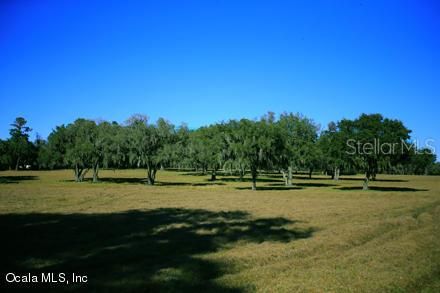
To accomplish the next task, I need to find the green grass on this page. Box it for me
[0,169,439,292]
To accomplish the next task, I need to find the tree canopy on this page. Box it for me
[0,113,437,189]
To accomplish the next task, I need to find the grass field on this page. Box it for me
[1,169,439,292]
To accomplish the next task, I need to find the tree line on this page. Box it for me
[0,113,438,190]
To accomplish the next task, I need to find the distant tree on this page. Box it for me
[126,116,174,185]
[0,139,12,170]
[301,143,323,179]
[86,120,129,182]
[34,134,49,169]
[318,122,348,180]
[45,125,70,169]
[174,124,191,169]
[277,113,319,185]
[64,119,97,182]
[428,162,440,175]
[188,131,210,174]
[156,123,190,170]
[189,124,226,180]
[409,148,436,175]
[222,120,248,180]
[340,114,411,190]
[229,118,282,190]
[102,122,129,169]
[8,117,33,170]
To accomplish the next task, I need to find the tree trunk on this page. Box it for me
[15,157,20,171]
[93,162,99,183]
[287,166,293,186]
[333,167,339,180]
[239,167,245,181]
[281,170,287,186]
[79,168,88,182]
[362,172,370,190]
[211,169,216,181]
[251,169,257,191]
[147,175,154,185]
[147,168,157,185]
[75,169,86,182]
[309,168,313,179]
[363,176,369,190]
[74,164,81,182]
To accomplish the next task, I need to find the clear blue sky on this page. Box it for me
[0,0,439,152]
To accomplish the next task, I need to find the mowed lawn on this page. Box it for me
[0,170,439,292]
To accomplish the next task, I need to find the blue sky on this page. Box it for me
[0,0,439,152]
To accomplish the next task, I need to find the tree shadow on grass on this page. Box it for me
[292,175,330,180]
[0,208,314,292]
[181,172,211,176]
[191,182,226,186]
[97,177,148,184]
[181,172,242,177]
[65,178,226,187]
[294,182,337,188]
[338,177,409,183]
[61,177,149,184]
[0,175,38,184]
[336,186,427,192]
[236,186,303,191]
[156,182,226,187]
[216,177,284,183]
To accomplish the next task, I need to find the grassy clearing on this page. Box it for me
[0,169,439,292]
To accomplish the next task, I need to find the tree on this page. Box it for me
[0,139,12,170]
[89,121,123,183]
[428,162,440,175]
[63,119,97,182]
[301,143,323,179]
[45,125,70,169]
[277,113,319,185]
[8,117,33,170]
[34,134,49,169]
[188,124,226,180]
[155,123,190,171]
[101,122,129,170]
[188,131,210,174]
[409,148,436,175]
[223,120,248,180]
[318,122,348,180]
[228,118,282,190]
[126,116,174,185]
[340,114,411,190]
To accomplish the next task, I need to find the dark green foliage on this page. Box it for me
[126,116,176,185]
[338,114,412,189]
[277,113,320,184]
[64,119,98,182]
[188,124,228,180]
[318,121,353,180]
[1,113,437,183]
[408,148,436,175]
[8,117,33,170]
[226,117,284,190]
[428,162,440,175]
[0,139,12,170]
